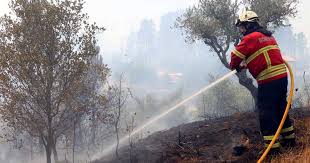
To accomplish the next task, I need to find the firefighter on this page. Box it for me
[230,10,296,154]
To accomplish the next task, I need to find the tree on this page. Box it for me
[69,53,108,162]
[176,0,298,104]
[107,74,130,158]
[0,0,108,163]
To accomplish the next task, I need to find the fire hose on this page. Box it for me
[92,61,294,161]
[257,60,294,163]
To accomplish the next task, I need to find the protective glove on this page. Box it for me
[236,66,242,72]
[236,64,247,73]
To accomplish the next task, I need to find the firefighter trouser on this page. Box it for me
[257,77,295,149]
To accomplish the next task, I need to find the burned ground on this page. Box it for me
[94,108,310,163]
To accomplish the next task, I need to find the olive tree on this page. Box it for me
[176,0,298,103]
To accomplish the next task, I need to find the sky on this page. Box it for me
[82,0,198,53]
[0,0,309,53]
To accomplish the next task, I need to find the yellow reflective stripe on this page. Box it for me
[263,51,272,68]
[284,133,295,139]
[257,64,286,78]
[265,142,281,148]
[233,49,246,59]
[256,64,286,80]
[257,68,287,81]
[264,135,275,141]
[246,45,279,64]
[281,126,294,133]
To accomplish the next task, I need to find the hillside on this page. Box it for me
[271,113,310,163]
[93,108,310,163]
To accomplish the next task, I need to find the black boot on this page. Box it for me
[280,126,296,148]
[282,138,296,148]
[268,148,281,156]
[259,147,281,157]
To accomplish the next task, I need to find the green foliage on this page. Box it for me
[246,0,298,28]
[176,0,298,46]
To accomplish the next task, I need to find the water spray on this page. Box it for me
[91,70,237,161]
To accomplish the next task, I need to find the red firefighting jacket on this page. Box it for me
[230,31,287,84]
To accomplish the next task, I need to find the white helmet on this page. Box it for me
[235,10,259,27]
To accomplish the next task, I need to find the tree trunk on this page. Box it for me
[46,108,53,163]
[30,139,33,161]
[115,77,122,158]
[39,137,45,156]
[45,137,52,163]
[236,70,258,107]
[45,76,53,163]
[46,146,52,163]
[73,120,76,163]
[204,42,258,108]
[52,140,59,163]
[91,111,96,146]
[115,123,119,158]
